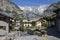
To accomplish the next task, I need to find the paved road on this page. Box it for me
[47,36,60,40]
[0,36,7,40]
[20,31,30,37]
[14,35,42,40]
[14,35,60,40]
[14,27,60,40]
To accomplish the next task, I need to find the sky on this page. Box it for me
[10,0,60,6]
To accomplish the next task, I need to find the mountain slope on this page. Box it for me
[44,1,60,16]
[0,0,23,20]
[19,5,48,20]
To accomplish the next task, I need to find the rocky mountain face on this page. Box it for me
[48,1,60,11]
[20,1,60,20]
[44,1,60,16]
[20,5,48,20]
[0,0,22,18]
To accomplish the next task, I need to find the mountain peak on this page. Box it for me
[19,5,49,20]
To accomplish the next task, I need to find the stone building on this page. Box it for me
[23,18,42,28]
[0,12,15,35]
[0,0,22,35]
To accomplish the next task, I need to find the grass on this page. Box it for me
[28,26,47,30]
[10,29,16,32]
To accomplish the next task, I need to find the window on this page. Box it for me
[0,26,6,30]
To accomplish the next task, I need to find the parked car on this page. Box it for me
[27,29,34,35]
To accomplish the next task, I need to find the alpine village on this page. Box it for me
[0,0,60,40]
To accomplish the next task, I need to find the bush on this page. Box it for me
[19,25,24,31]
[10,28,16,32]
[42,21,48,28]
[40,26,46,29]
[28,26,41,30]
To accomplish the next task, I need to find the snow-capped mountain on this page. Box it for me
[38,5,48,14]
[19,5,49,20]
[20,5,48,13]
[20,7,33,11]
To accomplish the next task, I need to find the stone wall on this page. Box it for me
[0,21,9,35]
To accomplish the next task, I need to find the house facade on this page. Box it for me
[23,20,32,28]
[23,19,42,28]
[35,20,41,27]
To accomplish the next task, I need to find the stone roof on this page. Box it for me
[23,18,42,22]
[0,11,13,18]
